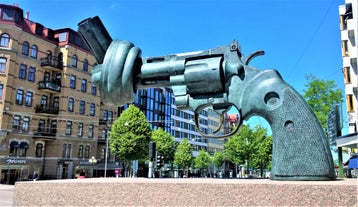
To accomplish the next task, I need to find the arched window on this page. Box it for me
[0,33,10,47]
[36,143,43,157]
[22,41,29,55]
[83,59,88,71]
[30,45,38,59]
[71,55,77,68]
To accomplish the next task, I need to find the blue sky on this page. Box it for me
[3,0,348,133]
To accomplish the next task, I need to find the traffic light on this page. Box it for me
[149,142,156,159]
[156,155,164,169]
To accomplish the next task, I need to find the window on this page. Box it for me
[100,147,105,159]
[22,41,29,55]
[77,122,83,137]
[72,55,77,67]
[40,95,48,108]
[79,100,85,114]
[0,58,6,73]
[68,97,74,112]
[50,120,57,135]
[12,115,20,130]
[70,75,76,89]
[66,121,72,135]
[19,142,29,157]
[341,40,349,56]
[38,119,45,133]
[9,141,19,156]
[35,143,43,157]
[84,146,90,158]
[343,67,351,84]
[103,110,108,121]
[347,94,354,112]
[25,91,33,107]
[22,117,30,131]
[0,33,10,47]
[81,79,87,92]
[62,143,71,158]
[102,129,107,139]
[90,103,95,116]
[88,124,94,138]
[30,45,38,59]
[19,64,27,79]
[16,89,24,105]
[0,84,3,100]
[83,59,88,71]
[91,84,97,95]
[28,67,35,82]
[78,145,84,158]
[54,97,59,111]
[109,111,113,123]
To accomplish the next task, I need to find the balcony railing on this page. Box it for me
[35,104,59,115]
[38,81,61,93]
[40,56,63,70]
[33,129,57,140]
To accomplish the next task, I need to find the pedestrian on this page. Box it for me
[32,171,38,181]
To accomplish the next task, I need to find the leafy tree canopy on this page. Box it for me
[194,149,212,170]
[303,74,343,131]
[173,138,193,170]
[212,151,225,171]
[110,104,151,162]
[151,127,177,163]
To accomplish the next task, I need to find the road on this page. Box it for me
[0,184,14,206]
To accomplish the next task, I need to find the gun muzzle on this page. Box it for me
[78,16,112,63]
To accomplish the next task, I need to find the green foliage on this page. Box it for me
[194,149,212,170]
[224,125,272,175]
[251,126,272,176]
[151,128,177,163]
[224,125,254,165]
[212,151,225,171]
[110,105,151,162]
[173,138,193,172]
[303,74,343,131]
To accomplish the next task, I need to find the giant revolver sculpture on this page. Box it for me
[78,16,335,181]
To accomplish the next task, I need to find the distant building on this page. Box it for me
[337,0,357,153]
[0,4,118,184]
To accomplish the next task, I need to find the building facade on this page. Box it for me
[339,0,358,134]
[0,4,118,184]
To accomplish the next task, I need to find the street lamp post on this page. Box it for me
[89,156,97,177]
[104,127,110,178]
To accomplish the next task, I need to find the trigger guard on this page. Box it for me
[194,105,243,138]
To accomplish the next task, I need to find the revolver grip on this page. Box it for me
[238,70,336,180]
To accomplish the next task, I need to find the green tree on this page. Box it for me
[151,128,177,164]
[224,125,257,176]
[303,74,343,132]
[212,151,225,174]
[110,105,151,163]
[251,126,272,177]
[194,149,212,177]
[173,138,193,177]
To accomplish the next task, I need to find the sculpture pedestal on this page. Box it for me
[14,178,357,206]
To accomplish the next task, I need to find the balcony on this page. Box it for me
[40,56,63,71]
[33,129,57,140]
[38,81,61,93]
[35,105,59,115]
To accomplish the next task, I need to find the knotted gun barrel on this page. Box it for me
[78,16,336,181]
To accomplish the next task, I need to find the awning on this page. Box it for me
[20,142,29,149]
[10,141,19,148]
[348,155,358,169]
[335,132,358,148]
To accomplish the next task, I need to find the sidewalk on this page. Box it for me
[0,184,14,206]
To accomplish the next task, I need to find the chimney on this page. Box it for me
[25,11,30,19]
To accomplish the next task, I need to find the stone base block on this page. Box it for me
[14,178,357,206]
